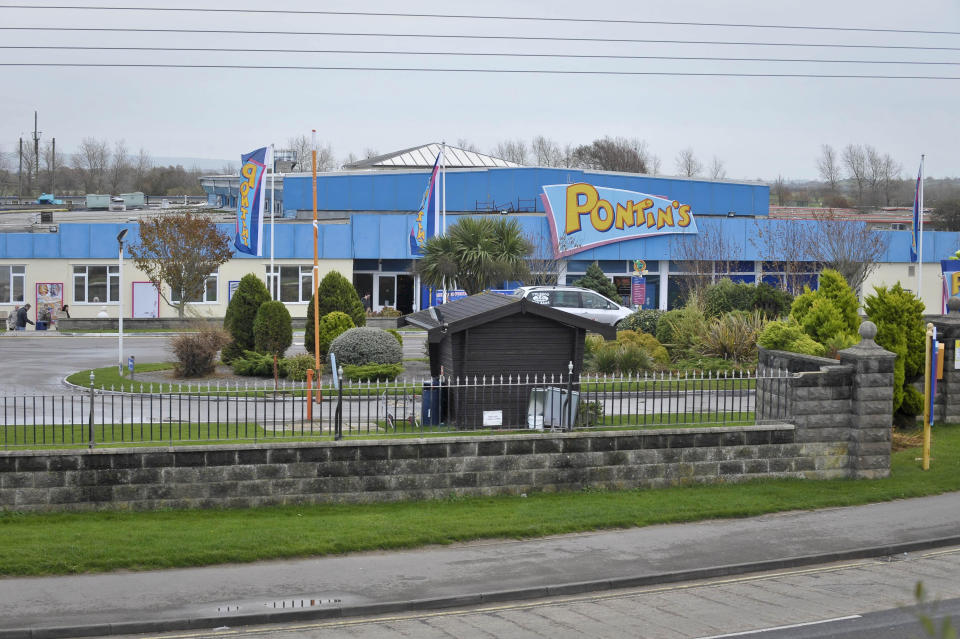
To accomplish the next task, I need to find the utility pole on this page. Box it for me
[17,137,23,200]
[32,111,41,197]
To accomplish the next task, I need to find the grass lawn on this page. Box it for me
[0,424,958,577]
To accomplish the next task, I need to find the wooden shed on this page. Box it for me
[400,294,616,428]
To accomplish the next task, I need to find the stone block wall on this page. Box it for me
[758,321,896,480]
[928,315,960,424]
[0,426,848,512]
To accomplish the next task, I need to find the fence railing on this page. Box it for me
[0,369,794,449]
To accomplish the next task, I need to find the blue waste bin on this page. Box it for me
[36,321,48,331]
[421,379,445,426]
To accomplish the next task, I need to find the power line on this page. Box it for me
[1,27,959,51]
[2,44,957,66]
[1,4,958,36]
[1,62,957,79]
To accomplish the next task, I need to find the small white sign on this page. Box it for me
[482,410,503,426]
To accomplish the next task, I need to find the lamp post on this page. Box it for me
[116,228,128,376]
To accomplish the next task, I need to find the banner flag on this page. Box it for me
[236,146,269,256]
[410,153,441,256]
[910,162,922,263]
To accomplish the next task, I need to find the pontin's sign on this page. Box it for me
[540,183,698,257]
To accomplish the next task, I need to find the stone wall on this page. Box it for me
[0,426,847,512]
[928,315,960,424]
[758,321,896,480]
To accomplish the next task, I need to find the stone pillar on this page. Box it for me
[928,303,960,424]
[837,321,897,479]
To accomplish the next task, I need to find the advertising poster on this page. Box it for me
[35,282,63,325]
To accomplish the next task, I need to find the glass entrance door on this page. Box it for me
[377,275,396,310]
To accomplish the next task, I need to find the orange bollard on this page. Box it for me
[306,369,314,420]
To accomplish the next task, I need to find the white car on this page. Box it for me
[512,286,633,326]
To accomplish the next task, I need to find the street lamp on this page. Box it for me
[116,228,128,376]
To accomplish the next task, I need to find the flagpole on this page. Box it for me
[312,130,321,404]
[441,140,447,303]
[270,143,276,300]
[918,154,925,302]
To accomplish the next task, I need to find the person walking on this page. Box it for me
[15,303,34,331]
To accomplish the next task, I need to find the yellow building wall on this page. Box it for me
[0,258,353,319]
[861,262,941,313]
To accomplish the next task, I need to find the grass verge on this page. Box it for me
[0,424,958,576]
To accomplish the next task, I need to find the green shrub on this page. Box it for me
[231,350,277,377]
[672,356,744,374]
[619,309,663,335]
[305,271,366,354]
[576,400,604,427]
[615,343,654,374]
[655,309,684,347]
[584,333,606,356]
[222,273,271,363]
[822,332,860,359]
[703,278,755,317]
[864,282,926,416]
[169,325,231,378]
[281,354,316,382]
[616,329,669,365]
[342,363,404,382]
[757,320,826,357]
[573,261,620,302]
[386,328,403,345]
[315,311,355,358]
[330,327,403,367]
[253,301,293,384]
[592,344,619,374]
[799,297,848,345]
[752,283,793,319]
[816,269,860,335]
[657,305,707,361]
[701,310,766,364]
[370,306,403,318]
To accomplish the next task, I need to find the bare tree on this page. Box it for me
[572,137,649,173]
[132,148,153,192]
[524,231,579,285]
[842,144,868,206]
[494,139,529,165]
[73,138,110,193]
[648,154,662,175]
[750,219,815,292]
[109,139,130,194]
[286,135,335,171]
[530,135,564,167]
[39,140,63,194]
[675,147,702,177]
[866,148,902,206]
[804,210,889,292]
[817,144,841,193]
[709,156,726,180]
[670,219,743,300]
[455,138,479,152]
[363,147,379,160]
[772,175,790,206]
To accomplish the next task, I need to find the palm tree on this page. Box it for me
[416,217,532,295]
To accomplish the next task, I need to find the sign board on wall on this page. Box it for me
[942,260,960,313]
[35,283,63,323]
[541,183,698,257]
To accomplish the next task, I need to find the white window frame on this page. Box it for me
[73,265,119,304]
[170,272,219,304]
[266,265,314,303]
[0,265,25,304]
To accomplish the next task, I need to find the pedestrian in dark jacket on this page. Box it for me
[15,303,34,330]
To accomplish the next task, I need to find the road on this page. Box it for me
[100,546,960,639]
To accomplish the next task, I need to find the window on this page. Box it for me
[581,291,617,310]
[171,273,219,303]
[549,291,581,308]
[266,266,313,303]
[0,265,25,304]
[73,265,119,303]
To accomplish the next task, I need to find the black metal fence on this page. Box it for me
[0,369,793,449]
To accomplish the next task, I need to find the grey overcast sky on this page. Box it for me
[1,0,958,180]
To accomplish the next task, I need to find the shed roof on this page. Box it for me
[343,143,520,170]
[400,293,617,342]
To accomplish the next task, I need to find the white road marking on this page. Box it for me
[694,615,863,638]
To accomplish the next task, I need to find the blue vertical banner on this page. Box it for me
[235,147,269,256]
[910,162,922,263]
[410,153,441,256]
